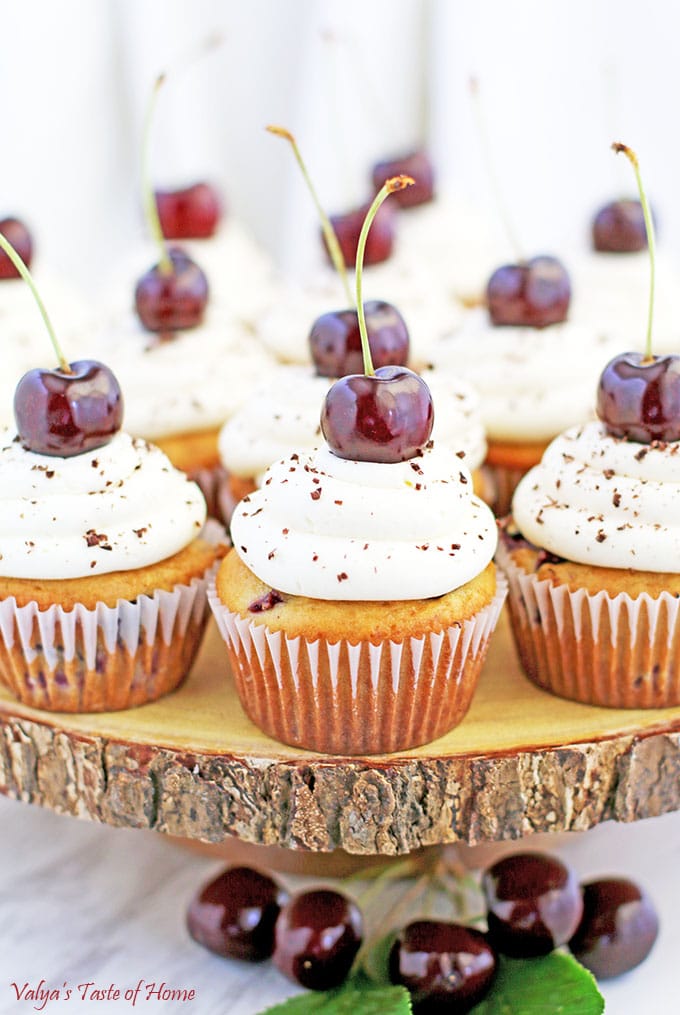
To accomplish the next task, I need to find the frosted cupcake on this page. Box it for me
[569,198,680,354]
[210,174,505,755]
[430,265,620,515]
[0,232,226,713]
[498,143,680,708]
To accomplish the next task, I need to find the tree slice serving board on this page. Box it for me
[1,610,680,856]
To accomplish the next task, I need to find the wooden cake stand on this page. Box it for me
[1,610,680,856]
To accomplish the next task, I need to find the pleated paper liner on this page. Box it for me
[497,537,680,708]
[481,463,530,518]
[0,520,227,713]
[209,576,507,755]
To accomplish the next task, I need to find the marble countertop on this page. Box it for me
[1,795,678,1014]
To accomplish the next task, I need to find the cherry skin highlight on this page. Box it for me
[0,217,33,279]
[482,852,583,958]
[372,151,434,207]
[135,247,209,333]
[186,865,287,962]
[597,352,680,444]
[310,300,409,378]
[272,889,363,991]
[14,360,123,457]
[321,366,434,463]
[325,202,396,268]
[569,877,659,980]
[155,182,222,239]
[592,199,647,253]
[486,255,571,328]
[389,920,497,1013]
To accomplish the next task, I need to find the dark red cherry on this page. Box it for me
[0,217,33,279]
[310,300,409,378]
[597,352,680,443]
[486,255,571,328]
[592,200,647,253]
[389,921,497,1014]
[14,359,123,457]
[155,182,222,240]
[482,852,583,958]
[569,877,659,980]
[325,202,395,268]
[273,889,363,991]
[321,366,434,463]
[134,247,209,333]
[372,151,434,208]
[186,865,287,962]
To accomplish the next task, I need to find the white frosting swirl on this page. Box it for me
[0,429,206,579]
[512,420,680,572]
[218,366,328,480]
[420,369,486,470]
[430,308,620,442]
[92,311,277,441]
[230,444,497,600]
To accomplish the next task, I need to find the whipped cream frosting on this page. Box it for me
[0,429,206,579]
[230,443,497,600]
[512,420,680,572]
[91,310,277,440]
[430,308,620,442]
[218,366,328,480]
[420,369,486,470]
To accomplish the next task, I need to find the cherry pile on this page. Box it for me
[186,851,658,1008]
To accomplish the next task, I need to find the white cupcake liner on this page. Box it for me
[481,463,531,518]
[497,536,680,708]
[208,575,507,755]
[0,519,227,713]
[188,464,231,524]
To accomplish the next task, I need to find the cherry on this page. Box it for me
[0,217,32,278]
[134,247,209,333]
[155,182,222,239]
[486,255,571,328]
[592,199,647,253]
[310,300,409,378]
[372,150,434,208]
[272,889,363,991]
[326,201,396,268]
[389,921,497,1014]
[14,360,123,457]
[569,878,659,980]
[186,865,287,962]
[322,365,433,463]
[597,352,680,443]
[482,852,584,958]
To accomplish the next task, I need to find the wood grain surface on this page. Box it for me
[1,610,680,854]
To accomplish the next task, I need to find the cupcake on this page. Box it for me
[430,278,620,515]
[498,415,680,708]
[569,198,680,354]
[0,423,225,713]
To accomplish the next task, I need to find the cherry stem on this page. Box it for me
[142,73,173,276]
[469,77,523,262]
[612,142,655,361]
[356,175,414,375]
[266,125,353,307]
[0,230,70,373]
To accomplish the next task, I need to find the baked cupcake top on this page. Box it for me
[0,429,206,579]
[431,308,620,442]
[511,420,680,571]
[230,442,497,600]
[92,311,276,441]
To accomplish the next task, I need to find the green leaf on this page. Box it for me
[359,930,398,985]
[259,982,411,1015]
[470,952,605,1015]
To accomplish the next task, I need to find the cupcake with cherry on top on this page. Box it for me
[0,229,225,713]
[498,143,680,708]
[209,179,505,755]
